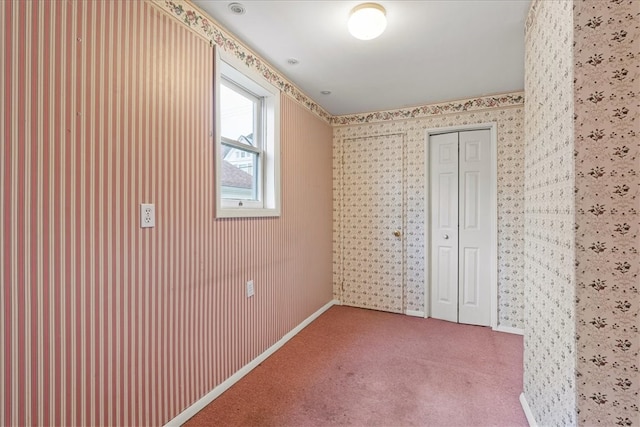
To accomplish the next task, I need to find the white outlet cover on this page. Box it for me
[140,203,155,228]
[246,280,255,297]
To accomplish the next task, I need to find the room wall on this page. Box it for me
[332,98,525,329]
[573,0,639,424]
[522,0,577,425]
[0,1,333,425]
[524,1,640,425]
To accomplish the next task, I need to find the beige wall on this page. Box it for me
[523,0,577,424]
[0,1,333,425]
[523,0,639,425]
[573,1,639,424]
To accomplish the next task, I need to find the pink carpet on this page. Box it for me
[186,305,526,426]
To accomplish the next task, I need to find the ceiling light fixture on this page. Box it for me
[348,3,387,41]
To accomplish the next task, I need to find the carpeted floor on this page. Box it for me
[185,305,526,427]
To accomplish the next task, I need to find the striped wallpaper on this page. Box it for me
[0,1,334,425]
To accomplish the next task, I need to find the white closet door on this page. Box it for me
[341,134,404,313]
[429,129,492,326]
[458,129,491,325]
[430,132,459,323]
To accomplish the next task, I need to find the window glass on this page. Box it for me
[220,145,258,201]
[220,82,256,146]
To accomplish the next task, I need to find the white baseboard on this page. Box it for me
[165,299,340,426]
[494,325,524,335]
[405,310,425,318]
[519,392,537,427]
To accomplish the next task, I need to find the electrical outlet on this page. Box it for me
[140,203,155,228]
[246,280,255,298]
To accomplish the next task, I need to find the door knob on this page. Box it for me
[393,230,402,237]
[443,234,449,239]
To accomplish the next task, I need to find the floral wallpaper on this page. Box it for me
[523,0,577,426]
[574,0,639,425]
[333,103,525,329]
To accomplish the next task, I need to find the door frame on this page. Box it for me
[423,123,498,329]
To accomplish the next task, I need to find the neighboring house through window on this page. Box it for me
[215,47,281,218]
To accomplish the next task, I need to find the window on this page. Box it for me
[215,48,281,218]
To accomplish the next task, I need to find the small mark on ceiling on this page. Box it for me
[228,2,245,15]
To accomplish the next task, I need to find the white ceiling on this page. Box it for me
[192,0,531,116]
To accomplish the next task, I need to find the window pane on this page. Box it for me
[221,145,258,200]
[220,83,255,145]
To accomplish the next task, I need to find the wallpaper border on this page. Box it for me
[525,0,542,36]
[332,92,525,125]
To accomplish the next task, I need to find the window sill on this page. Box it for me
[216,207,281,219]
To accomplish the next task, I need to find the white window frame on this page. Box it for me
[214,46,281,218]
[220,78,263,206]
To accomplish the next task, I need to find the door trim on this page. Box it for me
[423,123,498,329]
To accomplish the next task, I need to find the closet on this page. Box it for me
[429,129,493,326]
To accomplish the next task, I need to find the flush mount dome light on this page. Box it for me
[348,3,387,40]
